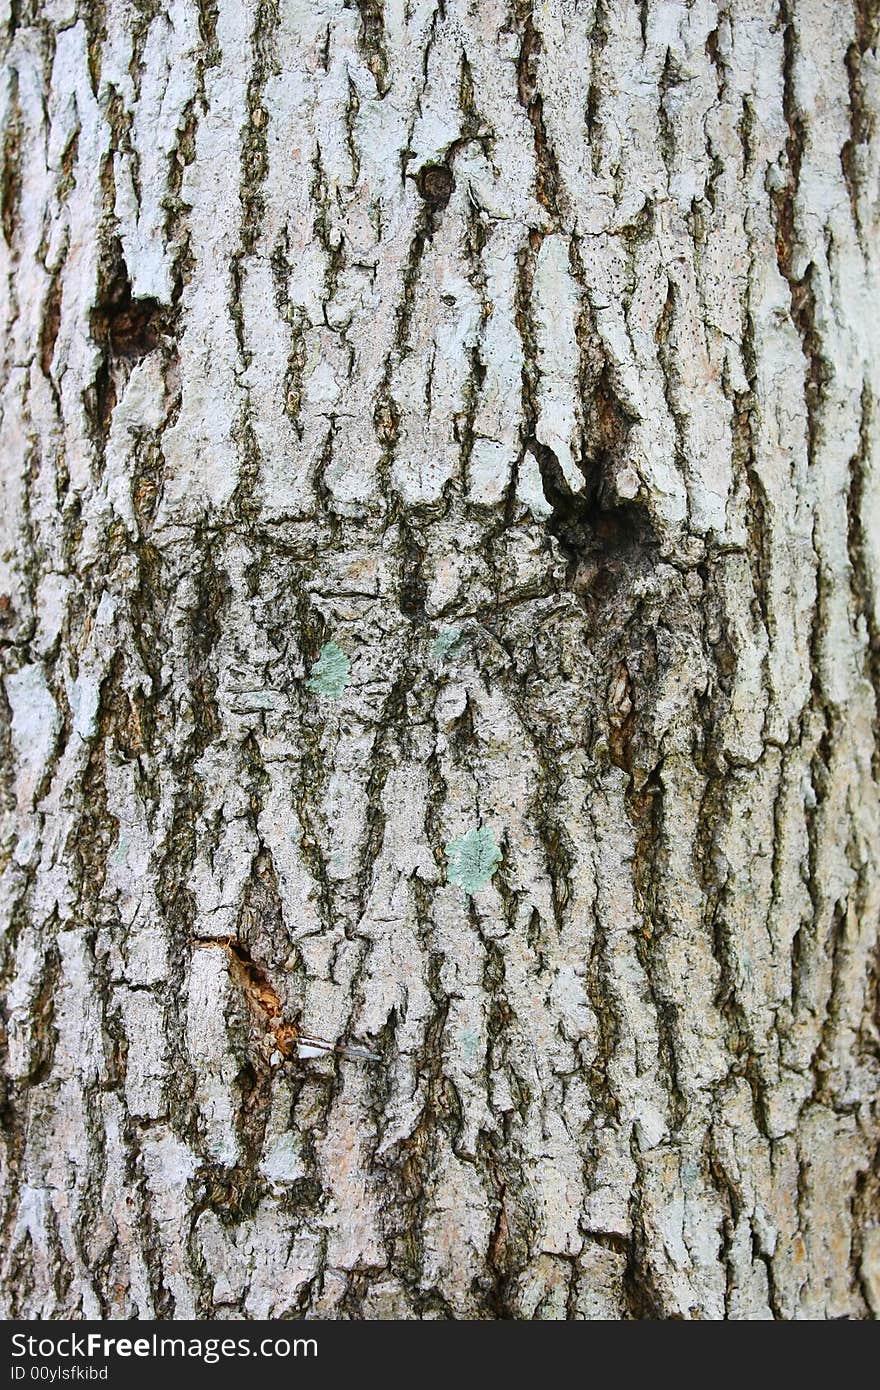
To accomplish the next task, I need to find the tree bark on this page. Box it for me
[1,0,879,1320]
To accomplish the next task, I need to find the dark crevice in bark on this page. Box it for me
[70,697,117,912]
[623,1176,665,1318]
[734,287,773,642]
[842,1,880,246]
[375,993,451,1300]
[511,226,542,527]
[89,241,169,447]
[224,4,281,521]
[25,941,60,1088]
[196,1157,265,1231]
[352,0,391,98]
[515,1,562,220]
[83,0,108,96]
[151,545,231,1204]
[39,270,63,380]
[772,1,831,464]
[654,277,694,531]
[195,0,221,68]
[842,47,869,246]
[584,0,610,177]
[164,102,198,306]
[530,435,657,616]
[851,1138,880,1315]
[846,384,880,775]
[236,1,279,263]
[1,76,22,251]
[398,525,428,620]
[227,409,262,525]
[707,1143,741,1319]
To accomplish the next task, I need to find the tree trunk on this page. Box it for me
[1,0,879,1320]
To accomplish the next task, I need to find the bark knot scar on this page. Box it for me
[90,242,167,361]
[91,289,163,361]
[528,435,656,612]
[417,162,454,207]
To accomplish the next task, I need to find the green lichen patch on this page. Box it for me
[445,824,502,896]
[430,626,466,663]
[306,642,350,698]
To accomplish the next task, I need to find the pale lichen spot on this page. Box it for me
[306,641,350,698]
[458,1028,481,1065]
[445,824,502,896]
[430,626,466,663]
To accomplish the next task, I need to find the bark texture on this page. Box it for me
[1,0,880,1320]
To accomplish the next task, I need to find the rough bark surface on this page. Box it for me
[1,0,879,1320]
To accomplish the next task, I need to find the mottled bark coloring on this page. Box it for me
[1,0,879,1320]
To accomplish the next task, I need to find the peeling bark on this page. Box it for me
[1,0,879,1320]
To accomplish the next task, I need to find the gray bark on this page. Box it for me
[1,0,879,1319]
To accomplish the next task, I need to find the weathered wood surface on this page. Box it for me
[1,0,879,1318]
